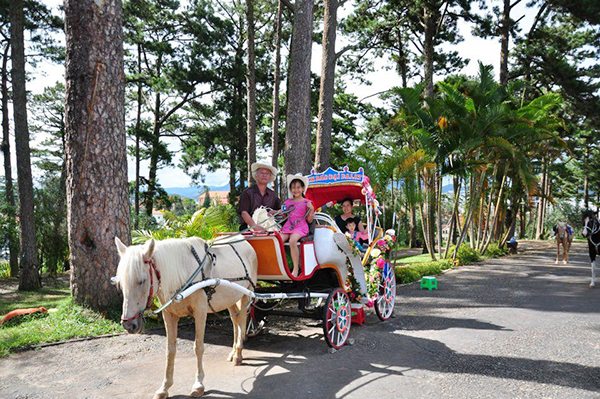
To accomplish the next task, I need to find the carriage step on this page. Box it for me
[351,303,365,325]
[420,276,438,291]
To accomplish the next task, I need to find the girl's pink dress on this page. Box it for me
[280,198,311,236]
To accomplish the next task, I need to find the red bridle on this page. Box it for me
[121,258,161,323]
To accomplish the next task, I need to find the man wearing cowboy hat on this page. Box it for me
[238,162,281,231]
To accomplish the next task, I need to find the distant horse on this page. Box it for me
[113,236,257,399]
[582,212,600,287]
[553,222,574,264]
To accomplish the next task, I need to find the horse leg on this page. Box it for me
[227,296,250,365]
[591,260,597,288]
[555,241,559,264]
[190,308,208,397]
[154,312,179,399]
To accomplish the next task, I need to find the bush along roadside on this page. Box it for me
[394,241,509,285]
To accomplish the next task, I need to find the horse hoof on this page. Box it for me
[590,282,596,288]
[563,261,567,265]
[152,392,168,399]
[234,357,243,366]
[554,261,558,265]
[190,384,205,397]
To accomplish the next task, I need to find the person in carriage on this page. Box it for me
[238,162,281,232]
[279,173,315,277]
[334,198,366,234]
[345,219,368,252]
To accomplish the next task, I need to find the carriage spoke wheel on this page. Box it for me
[375,263,396,321]
[246,305,265,338]
[322,288,352,349]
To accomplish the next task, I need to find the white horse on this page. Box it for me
[114,236,257,399]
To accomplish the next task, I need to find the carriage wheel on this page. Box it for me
[246,305,265,338]
[322,288,352,349]
[375,262,396,321]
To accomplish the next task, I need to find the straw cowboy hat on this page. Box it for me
[251,162,278,183]
[286,173,309,197]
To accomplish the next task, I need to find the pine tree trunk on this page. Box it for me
[271,0,283,192]
[284,0,314,176]
[499,0,511,85]
[10,0,41,290]
[134,43,142,229]
[422,5,435,98]
[65,0,130,310]
[246,0,257,186]
[145,83,161,217]
[1,41,19,277]
[315,0,337,172]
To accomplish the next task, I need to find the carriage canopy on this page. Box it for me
[305,166,376,210]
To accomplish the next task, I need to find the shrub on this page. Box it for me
[394,259,453,284]
[0,261,9,279]
[484,243,508,258]
[449,243,481,266]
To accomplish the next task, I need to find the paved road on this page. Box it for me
[1,241,599,398]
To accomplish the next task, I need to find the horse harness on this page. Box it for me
[121,256,162,323]
[191,241,256,314]
[584,217,600,255]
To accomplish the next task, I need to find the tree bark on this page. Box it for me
[499,0,511,85]
[284,0,314,176]
[315,0,338,172]
[422,4,436,98]
[271,0,283,193]
[10,0,41,290]
[65,0,130,310]
[1,40,19,277]
[134,43,142,229]
[246,0,257,186]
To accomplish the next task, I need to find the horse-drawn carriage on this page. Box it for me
[242,166,396,349]
[113,167,397,398]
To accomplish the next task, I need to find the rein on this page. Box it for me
[121,257,161,322]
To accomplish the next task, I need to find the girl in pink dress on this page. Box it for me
[280,174,314,277]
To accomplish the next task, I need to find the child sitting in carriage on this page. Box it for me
[280,174,314,277]
[346,220,368,252]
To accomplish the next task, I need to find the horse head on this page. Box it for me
[555,222,568,239]
[113,237,158,334]
[582,211,599,238]
[251,206,279,231]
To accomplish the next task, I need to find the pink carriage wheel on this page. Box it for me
[375,263,396,321]
[322,288,352,349]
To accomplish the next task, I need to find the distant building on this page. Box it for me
[152,209,166,225]
[198,191,229,206]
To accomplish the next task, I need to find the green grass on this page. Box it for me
[394,259,454,284]
[395,253,435,264]
[0,277,123,358]
[0,279,71,315]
